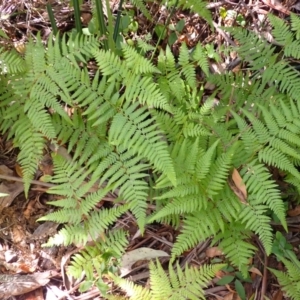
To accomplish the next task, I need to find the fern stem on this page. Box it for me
[0,174,55,188]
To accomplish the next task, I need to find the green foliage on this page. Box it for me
[110,260,224,300]
[68,229,128,295]
[269,255,300,300]
[269,232,300,300]
[3,8,300,298]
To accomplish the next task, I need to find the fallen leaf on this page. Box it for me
[287,205,300,217]
[0,271,55,297]
[120,248,169,277]
[228,168,247,204]
[0,181,24,209]
[249,266,262,277]
[206,247,223,257]
[223,292,235,300]
[272,290,283,300]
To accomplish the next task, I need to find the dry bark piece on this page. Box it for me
[0,271,56,297]
[30,221,59,241]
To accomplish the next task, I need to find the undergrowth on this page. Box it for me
[1,0,300,298]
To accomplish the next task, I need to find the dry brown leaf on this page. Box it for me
[287,205,300,217]
[223,292,235,300]
[0,165,13,177]
[15,163,24,178]
[249,266,262,277]
[206,246,223,258]
[228,168,248,204]
[272,290,283,300]
[0,181,24,209]
[120,248,169,277]
[22,288,44,300]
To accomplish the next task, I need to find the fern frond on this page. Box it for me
[0,48,26,73]
[241,162,286,227]
[123,44,160,74]
[290,12,300,39]
[42,205,129,246]
[112,260,224,300]
[110,275,152,300]
[68,229,128,280]
[109,101,176,186]
[239,204,273,254]
[213,222,256,276]
[178,42,196,89]
[268,14,294,45]
[179,0,212,25]
[201,143,236,197]
[13,117,45,192]
[151,260,223,300]
[269,256,300,300]
[171,203,225,258]
[192,43,209,76]
[130,0,151,20]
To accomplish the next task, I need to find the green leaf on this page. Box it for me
[235,279,246,300]
[176,19,185,32]
[79,280,93,292]
[168,32,178,46]
[155,24,166,39]
[216,275,235,285]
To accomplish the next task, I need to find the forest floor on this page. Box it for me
[0,0,299,299]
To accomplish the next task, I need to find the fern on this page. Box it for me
[3,9,300,297]
[164,0,212,26]
[269,256,300,300]
[68,229,129,293]
[111,260,224,300]
[213,222,256,276]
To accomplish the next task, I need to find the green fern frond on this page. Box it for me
[42,205,129,246]
[178,42,196,89]
[213,222,256,276]
[179,0,212,26]
[13,117,46,193]
[112,260,224,300]
[123,44,160,74]
[152,260,222,300]
[239,204,273,254]
[268,14,294,45]
[201,143,237,197]
[269,256,300,300]
[110,275,152,300]
[227,27,277,70]
[109,101,176,186]
[290,13,300,39]
[192,43,209,76]
[196,140,219,180]
[130,0,151,20]
[171,203,225,258]
[68,229,128,280]
[241,162,286,226]
[258,146,300,180]
[0,48,26,73]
